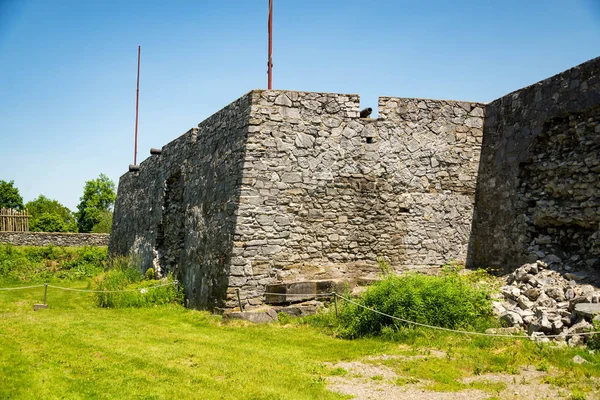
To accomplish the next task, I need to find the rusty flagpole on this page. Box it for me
[134,45,141,165]
[268,0,273,89]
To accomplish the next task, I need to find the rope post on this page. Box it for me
[236,288,243,312]
[333,292,338,318]
[34,284,49,311]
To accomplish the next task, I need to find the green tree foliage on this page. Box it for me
[91,209,113,233]
[76,174,116,233]
[30,213,67,232]
[26,195,77,232]
[0,180,24,210]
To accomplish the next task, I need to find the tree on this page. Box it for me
[0,180,24,210]
[76,174,116,233]
[30,213,68,232]
[26,195,77,232]
[91,210,113,233]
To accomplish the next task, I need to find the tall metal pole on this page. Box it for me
[268,0,273,89]
[134,45,141,165]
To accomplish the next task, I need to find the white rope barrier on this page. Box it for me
[48,281,179,293]
[0,284,45,291]
[0,281,179,294]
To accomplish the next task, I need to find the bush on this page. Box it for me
[335,270,494,339]
[26,195,78,232]
[30,212,68,232]
[0,245,106,283]
[91,256,183,308]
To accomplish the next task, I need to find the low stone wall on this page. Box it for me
[0,232,109,247]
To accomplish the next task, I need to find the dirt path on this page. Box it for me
[326,356,595,400]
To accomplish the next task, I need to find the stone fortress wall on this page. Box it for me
[110,94,252,310]
[468,56,600,273]
[110,90,484,310]
[231,91,483,308]
[110,56,599,311]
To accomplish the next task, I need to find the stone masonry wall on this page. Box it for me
[468,56,600,273]
[110,93,252,310]
[227,90,483,308]
[110,89,483,311]
[0,232,109,247]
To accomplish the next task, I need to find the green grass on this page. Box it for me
[0,281,392,399]
[2,252,600,399]
[2,282,600,399]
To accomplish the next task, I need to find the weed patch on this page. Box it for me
[0,244,106,283]
[333,270,495,338]
[91,256,183,308]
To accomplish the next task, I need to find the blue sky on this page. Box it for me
[1,0,599,211]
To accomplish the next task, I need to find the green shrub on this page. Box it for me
[91,256,183,308]
[0,245,106,283]
[586,322,600,351]
[30,212,69,232]
[145,267,155,281]
[335,270,494,339]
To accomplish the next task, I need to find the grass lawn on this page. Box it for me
[0,281,391,399]
[2,278,600,399]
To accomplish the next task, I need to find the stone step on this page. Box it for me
[357,277,379,286]
[223,301,322,323]
[264,279,352,304]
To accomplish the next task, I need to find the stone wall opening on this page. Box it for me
[156,170,185,280]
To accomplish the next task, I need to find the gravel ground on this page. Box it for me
[326,357,596,400]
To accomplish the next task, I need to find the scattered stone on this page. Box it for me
[572,355,588,364]
[517,295,534,310]
[497,260,600,344]
[500,311,523,327]
[545,287,565,302]
[492,301,506,315]
[569,318,593,334]
[565,271,587,281]
[523,288,540,301]
[535,293,555,308]
[485,327,524,335]
[568,335,584,347]
[574,303,600,319]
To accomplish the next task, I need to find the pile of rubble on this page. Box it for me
[495,260,600,345]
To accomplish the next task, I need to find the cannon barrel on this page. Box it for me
[359,107,373,118]
[150,148,162,155]
[128,164,140,172]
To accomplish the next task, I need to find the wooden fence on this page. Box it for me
[0,208,30,232]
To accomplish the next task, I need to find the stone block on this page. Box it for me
[223,309,278,324]
[574,303,600,319]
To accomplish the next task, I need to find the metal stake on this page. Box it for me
[334,292,338,318]
[236,288,243,311]
[34,284,49,310]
